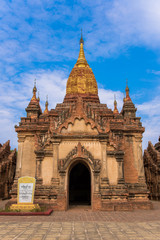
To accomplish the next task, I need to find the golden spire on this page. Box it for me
[76,29,88,67]
[44,95,49,114]
[31,79,37,100]
[65,31,98,96]
[113,95,119,114]
[125,79,131,101]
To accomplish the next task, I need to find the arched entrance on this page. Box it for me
[69,162,91,206]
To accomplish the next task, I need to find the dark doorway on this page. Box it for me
[69,162,91,205]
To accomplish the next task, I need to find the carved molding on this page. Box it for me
[35,132,52,151]
[58,142,101,173]
[107,150,124,162]
[58,116,101,134]
[55,97,104,134]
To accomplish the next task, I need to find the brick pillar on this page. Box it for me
[16,135,25,177]
[124,135,138,183]
[135,136,146,184]
[115,150,125,184]
[57,171,67,210]
[35,150,44,183]
[100,138,109,185]
[51,140,61,188]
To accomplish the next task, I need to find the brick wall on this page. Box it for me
[0,141,17,199]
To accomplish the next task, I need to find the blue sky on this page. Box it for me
[0,0,160,150]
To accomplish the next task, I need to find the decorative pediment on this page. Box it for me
[55,96,104,134]
[60,118,98,134]
[58,142,101,173]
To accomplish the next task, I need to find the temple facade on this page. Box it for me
[11,35,152,210]
[144,137,160,200]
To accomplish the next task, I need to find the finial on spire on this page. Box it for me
[125,79,129,92]
[44,95,49,114]
[113,94,119,114]
[32,79,37,100]
[80,29,84,44]
[76,29,88,67]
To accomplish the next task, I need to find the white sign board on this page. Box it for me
[17,176,36,204]
[19,183,34,203]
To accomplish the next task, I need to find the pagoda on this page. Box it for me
[10,34,152,210]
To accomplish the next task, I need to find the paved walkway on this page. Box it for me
[0,201,160,239]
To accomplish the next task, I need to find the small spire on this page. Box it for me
[31,79,37,100]
[76,30,88,67]
[113,94,119,114]
[44,95,49,114]
[125,79,131,101]
[125,79,129,92]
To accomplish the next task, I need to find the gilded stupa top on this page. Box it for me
[66,32,98,96]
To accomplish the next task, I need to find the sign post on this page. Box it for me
[10,176,40,211]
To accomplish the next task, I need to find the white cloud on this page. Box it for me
[0,0,160,151]
[106,0,160,48]
[0,69,68,148]
[137,96,160,149]
[137,96,160,117]
[99,88,123,111]
[149,70,160,75]
[84,0,160,58]
[141,116,160,150]
[1,0,160,69]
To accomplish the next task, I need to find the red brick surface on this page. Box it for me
[124,138,138,183]
[0,200,159,223]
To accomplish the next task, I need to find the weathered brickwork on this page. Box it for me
[144,138,160,200]
[9,36,152,211]
[0,141,16,199]
[123,136,138,183]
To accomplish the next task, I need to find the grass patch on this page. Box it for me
[30,206,47,212]
[0,206,21,212]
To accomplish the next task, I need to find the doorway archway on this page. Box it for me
[69,162,91,206]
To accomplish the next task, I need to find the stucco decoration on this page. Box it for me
[57,96,103,134]
[35,132,52,151]
[58,142,101,173]
[61,118,98,134]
